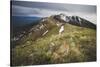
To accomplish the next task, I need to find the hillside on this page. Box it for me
[11,14,96,66]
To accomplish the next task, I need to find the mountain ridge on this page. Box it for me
[11,14,96,48]
[11,14,96,66]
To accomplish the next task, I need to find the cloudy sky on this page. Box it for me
[11,1,97,24]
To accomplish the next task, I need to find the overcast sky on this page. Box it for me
[11,1,97,24]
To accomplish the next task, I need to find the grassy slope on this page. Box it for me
[11,23,96,66]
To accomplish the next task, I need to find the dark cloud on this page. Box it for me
[11,1,96,13]
[11,0,97,24]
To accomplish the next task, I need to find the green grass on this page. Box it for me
[11,23,96,66]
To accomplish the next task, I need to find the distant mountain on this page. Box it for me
[12,16,41,27]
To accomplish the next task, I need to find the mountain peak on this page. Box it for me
[52,14,96,29]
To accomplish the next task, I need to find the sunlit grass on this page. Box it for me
[11,23,96,66]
